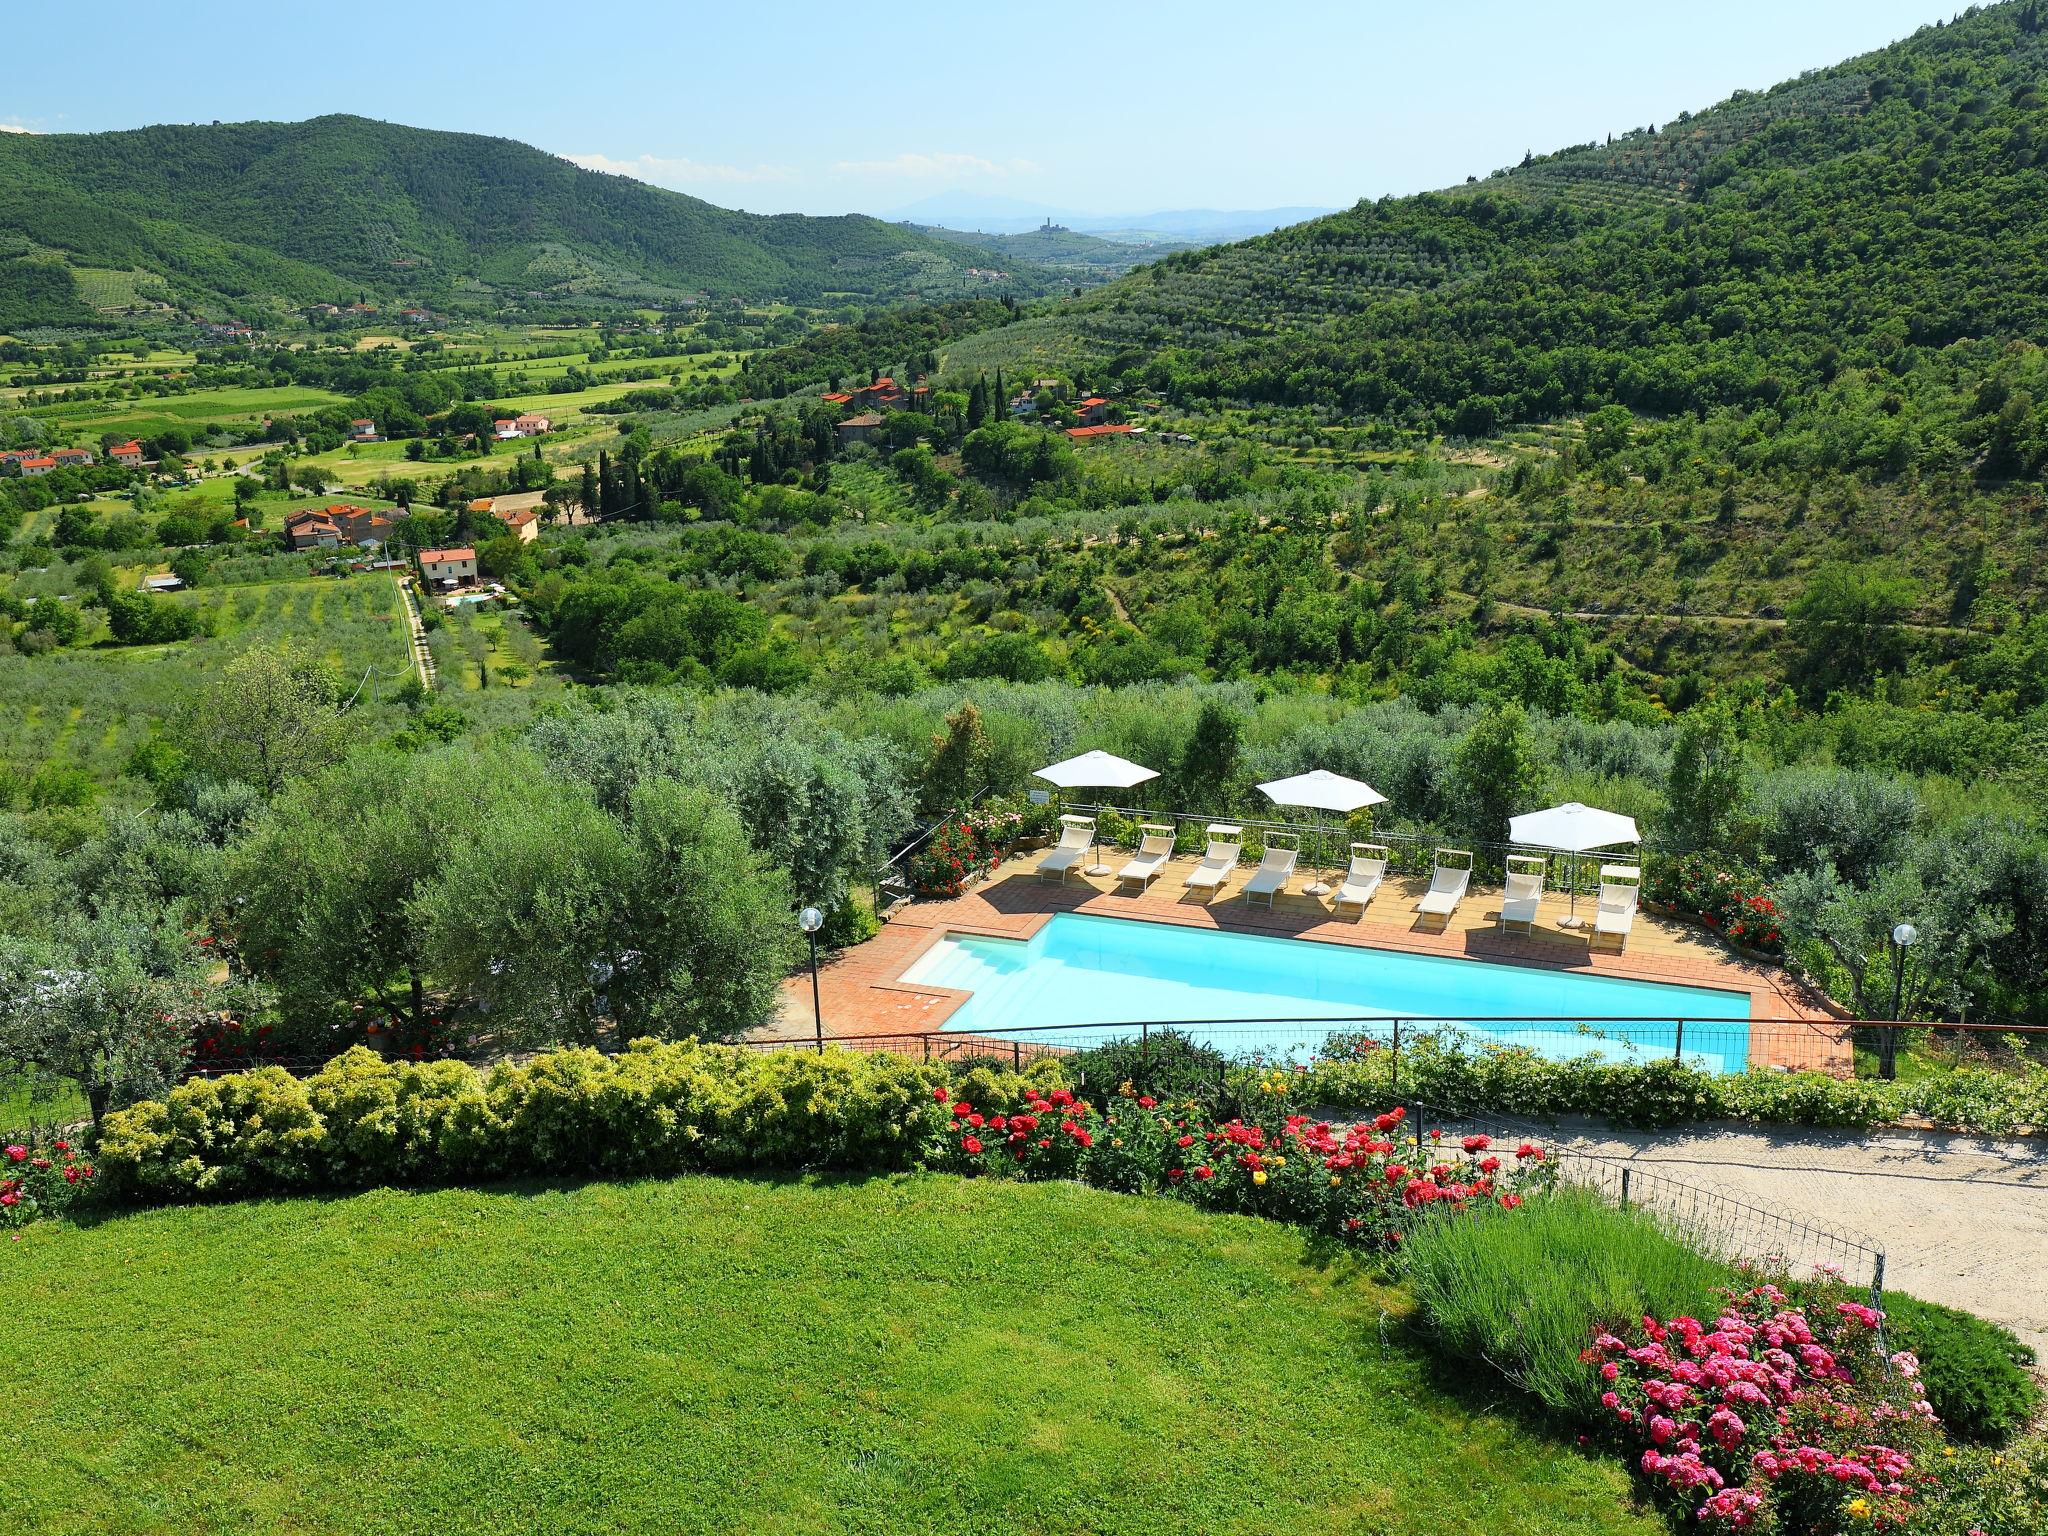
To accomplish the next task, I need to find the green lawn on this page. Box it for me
[0,1175,1659,1536]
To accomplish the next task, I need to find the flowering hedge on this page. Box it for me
[1648,855,1783,953]
[1,1138,95,1230]
[933,1082,1557,1250]
[1588,1283,1938,1532]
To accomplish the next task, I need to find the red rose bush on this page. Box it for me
[0,1138,95,1231]
[933,1085,1554,1249]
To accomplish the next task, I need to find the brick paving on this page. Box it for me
[774,853,1849,1073]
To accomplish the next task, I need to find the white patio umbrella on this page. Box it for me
[1035,750,1161,876]
[1256,769,1388,896]
[1507,801,1641,927]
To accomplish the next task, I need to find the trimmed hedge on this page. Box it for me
[1291,1034,2047,1134]
[1883,1291,2043,1446]
[95,1042,977,1202]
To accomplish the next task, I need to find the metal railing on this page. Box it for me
[1395,1099,1889,1293]
[737,1012,2048,1084]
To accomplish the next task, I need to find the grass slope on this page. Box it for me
[0,1175,1660,1536]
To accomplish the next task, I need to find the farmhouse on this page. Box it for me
[1074,396,1110,425]
[512,413,551,435]
[498,506,541,543]
[349,419,379,442]
[418,547,478,588]
[15,456,57,476]
[284,509,343,549]
[850,376,909,411]
[493,419,521,439]
[285,503,396,550]
[52,447,94,466]
[836,412,883,446]
[109,440,144,466]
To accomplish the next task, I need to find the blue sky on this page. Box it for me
[6,1,1959,216]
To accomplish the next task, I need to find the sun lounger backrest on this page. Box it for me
[1056,817,1095,850]
[1138,826,1175,858]
[1343,847,1392,884]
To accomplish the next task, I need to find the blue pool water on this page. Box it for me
[902,914,1754,1073]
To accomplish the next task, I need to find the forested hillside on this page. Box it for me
[958,3,2048,463]
[0,116,1034,326]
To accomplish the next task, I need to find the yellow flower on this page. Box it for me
[1252,1171,1268,1185]
[1271,1158,1284,1168]
[1846,1499,1870,1521]
[1111,1138,1123,1147]
[1329,1175,1343,1187]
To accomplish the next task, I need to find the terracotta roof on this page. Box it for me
[17,456,56,468]
[1065,424,1138,439]
[110,440,142,454]
[469,498,496,513]
[821,392,852,404]
[419,547,476,564]
[1076,396,1107,408]
[503,508,540,527]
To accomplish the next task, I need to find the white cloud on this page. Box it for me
[0,122,40,134]
[831,151,1040,180]
[562,150,797,187]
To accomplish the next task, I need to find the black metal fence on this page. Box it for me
[1395,1099,1889,1295]
[737,1012,1871,1079]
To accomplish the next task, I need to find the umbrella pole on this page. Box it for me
[1304,810,1332,897]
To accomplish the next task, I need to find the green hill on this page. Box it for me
[912,221,1195,280]
[945,2,2048,462]
[0,115,1035,328]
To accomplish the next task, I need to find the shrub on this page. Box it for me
[1881,1290,2042,1445]
[1587,1282,1940,1533]
[0,1136,95,1227]
[1293,1031,2044,1136]
[907,819,999,897]
[305,1049,501,1183]
[1647,854,1783,952]
[1067,1029,1230,1110]
[96,1067,327,1201]
[1403,1188,1735,1422]
[93,1042,992,1201]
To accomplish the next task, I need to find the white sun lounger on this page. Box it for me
[1036,815,1096,883]
[1498,854,1548,932]
[1117,825,1177,892]
[1594,864,1642,947]
[1182,824,1243,899]
[1332,843,1389,918]
[1416,848,1473,918]
[1242,834,1299,910]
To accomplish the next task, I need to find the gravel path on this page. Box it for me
[1545,1119,2048,1350]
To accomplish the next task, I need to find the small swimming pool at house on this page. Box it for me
[901,913,1755,1073]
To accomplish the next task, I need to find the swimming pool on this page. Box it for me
[902,913,1755,1073]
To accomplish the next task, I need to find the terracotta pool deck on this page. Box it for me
[774,853,1850,1073]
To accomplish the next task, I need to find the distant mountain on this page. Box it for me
[0,115,1035,330]
[910,222,1192,280]
[886,192,1335,245]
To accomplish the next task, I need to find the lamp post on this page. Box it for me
[799,905,825,1054]
[1882,921,1917,1081]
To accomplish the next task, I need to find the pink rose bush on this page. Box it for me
[934,1085,1555,1249]
[1588,1281,1942,1533]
